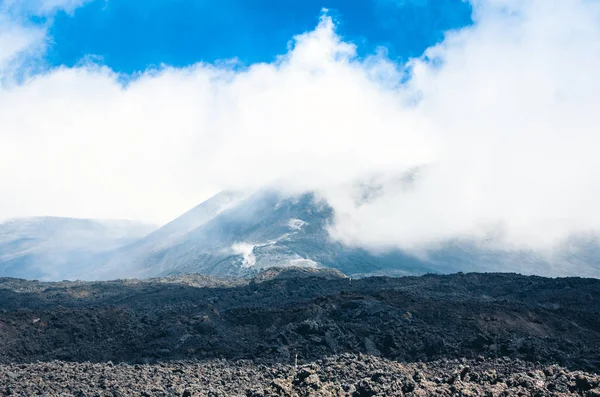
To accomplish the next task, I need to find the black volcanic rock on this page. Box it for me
[2,355,600,396]
[251,266,348,282]
[1,270,599,374]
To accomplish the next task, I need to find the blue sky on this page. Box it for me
[41,0,473,74]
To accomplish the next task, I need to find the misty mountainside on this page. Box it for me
[2,191,599,281]
[0,217,156,280]
[89,191,434,280]
[85,190,245,280]
[85,189,600,281]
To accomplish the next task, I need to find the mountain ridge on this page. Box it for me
[89,190,436,280]
[2,191,600,281]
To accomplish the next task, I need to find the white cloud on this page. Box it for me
[2,0,92,15]
[1,2,600,260]
[0,16,45,77]
[328,0,600,252]
[38,0,91,13]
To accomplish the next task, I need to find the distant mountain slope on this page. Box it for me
[89,190,600,280]
[0,217,156,280]
[4,191,599,281]
[87,191,246,279]
[89,191,437,280]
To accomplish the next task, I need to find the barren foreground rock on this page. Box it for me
[2,354,600,396]
[1,269,599,395]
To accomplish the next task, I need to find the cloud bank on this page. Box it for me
[2,0,92,15]
[1,0,599,258]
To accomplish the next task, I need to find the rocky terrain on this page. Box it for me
[2,354,600,396]
[1,268,599,395]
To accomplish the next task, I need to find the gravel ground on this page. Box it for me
[2,269,600,396]
[1,354,599,396]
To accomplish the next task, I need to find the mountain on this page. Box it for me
[0,217,156,280]
[3,191,599,281]
[88,191,437,280]
[86,191,246,279]
[89,190,600,280]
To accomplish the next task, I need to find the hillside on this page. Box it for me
[3,191,600,282]
[89,191,435,280]
[1,269,599,372]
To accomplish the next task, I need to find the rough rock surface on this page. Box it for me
[1,268,600,395]
[1,354,600,396]
[1,269,599,372]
